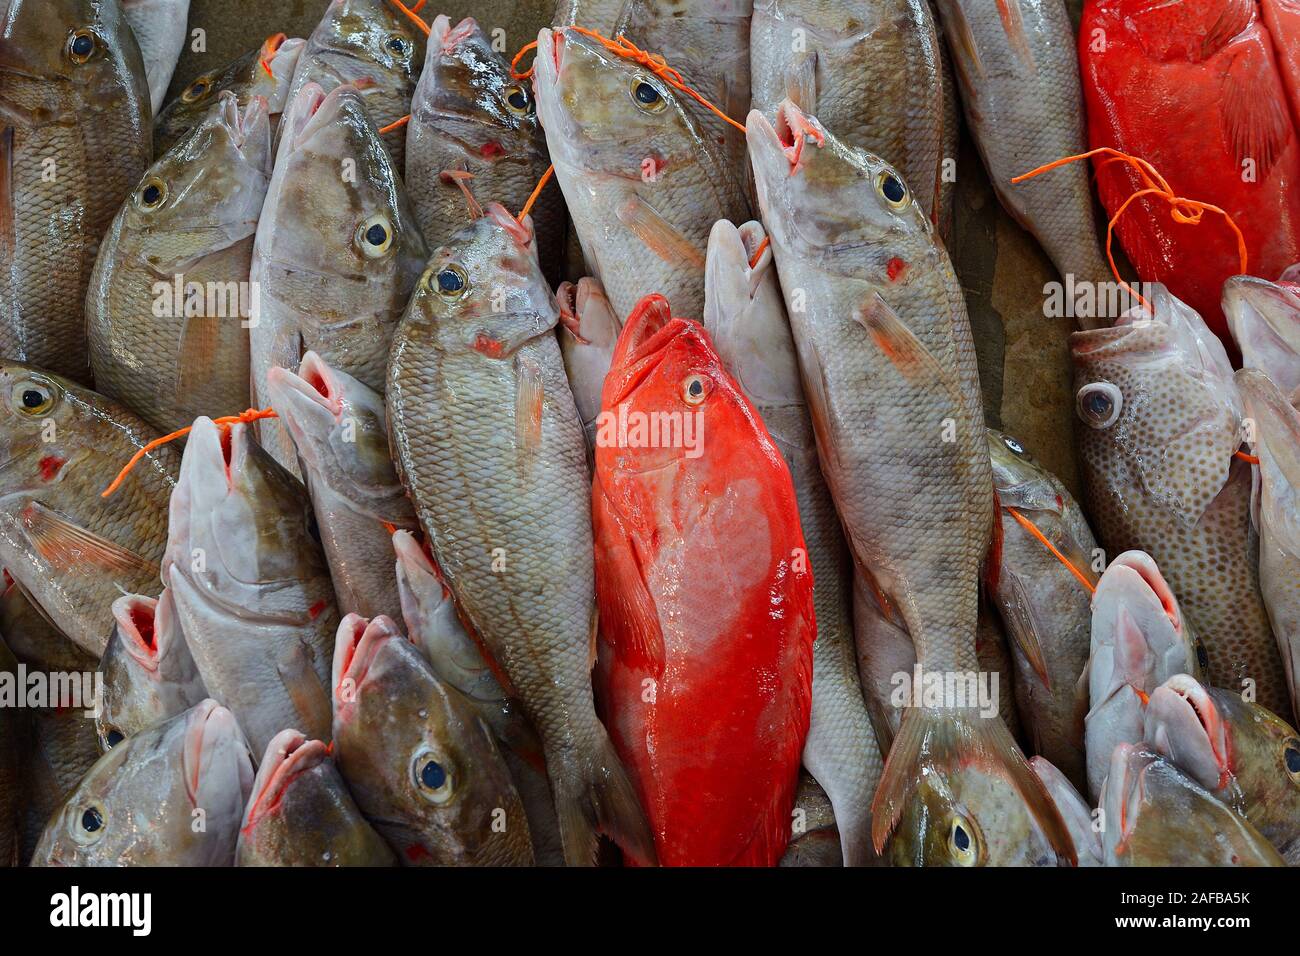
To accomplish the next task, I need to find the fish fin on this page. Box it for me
[1220,48,1290,177]
[176,314,223,399]
[1203,0,1255,58]
[615,196,706,269]
[276,640,333,742]
[940,0,985,83]
[870,708,1077,865]
[997,568,1053,687]
[551,729,657,867]
[854,292,960,398]
[592,479,665,674]
[783,51,819,113]
[995,0,1035,70]
[19,502,156,578]
[514,355,544,454]
[863,692,896,755]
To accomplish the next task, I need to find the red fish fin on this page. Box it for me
[783,51,819,113]
[19,502,156,578]
[1220,46,1291,176]
[854,292,961,402]
[997,568,1053,687]
[550,728,657,867]
[592,480,665,674]
[1203,0,1255,58]
[942,1,985,85]
[870,708,1076,865]
[615,196,706,269]
[514,355,544,454]
[995,0,1035,70]
[276,642,333,742]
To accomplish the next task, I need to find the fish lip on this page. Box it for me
[392,528,441,588]
[267,351,344,423]
[182,700,247,807]
[748,100,823,176]
[1110,743,1152,848]
[1152,674,1231,789]
[242,729,328,831]
[1103,551,1183,635]
[186,416,244,491]
[109,593,161,672]
[1223,275,1300,339]
[603,295,696,407]
[332,614,400,708]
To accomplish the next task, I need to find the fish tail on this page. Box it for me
[870,706,1076,864]
[551,729,656,867]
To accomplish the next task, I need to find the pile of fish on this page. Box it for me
[0,0,1298,867]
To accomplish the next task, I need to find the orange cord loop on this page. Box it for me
[385,0,431,36]
[1004,506,1096,596]
[748,235,771,269]
[378,114,411,134]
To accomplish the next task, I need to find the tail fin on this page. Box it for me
[551,729,657,867]
[870,707,1076,865]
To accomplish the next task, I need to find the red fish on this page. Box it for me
[1080,0,1300,343]
[591,294,815,867]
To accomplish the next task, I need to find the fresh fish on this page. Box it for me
[532,25,749,321]
[1262,0,1300,124]
[594,293,815,866]
[0,573,97,673]
[1145,674,1300,862]
[97,589,205,750]
[1071,290,1289,716]
[265,351,417,622]
[154,34,305,155]
[250,81,427,477]
[21,706,100,864]
[932,0,1109,306]
[0,0,151,381]
[749,0,949,232]
[392,529,564,866]
[976,598,1023,742]
[703,218,878,866]
[387,206,653,867]
[779,772,842,867]
[552,0,625,32]
[1237,368,1300,721]
[0,635,21,866]
[747,101,1070,864]
[987,429,1096,791]
[557,277,620,455]
[850,567,918,753]
[1030,756,1102,866]
[331,614,534,866]
[0,363,177,657]
[31,699,254,866]
[161,417,338,756]
[1098,742,1283,866]
[284,0,426,169]
[122,0,189,113]
[1085,550,1204,801]
[237,728,395,866]
[88,91,271,435]
[406,15,561,277]
[1225,275,1300,403]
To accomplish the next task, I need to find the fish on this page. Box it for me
[154,34,306,156]
[0,573,97,673]
[1098,742,1283,866]
[1071,289,1289,716]
[97,589,206,750]
[250,81,427,477]
[31,699,254,866]
[87,91,271,436]
[283,0,426,169]
[779,771,843,867]
[1224,275,1300,403]
[1237,368,1300,721]
[931,0,1110,310]
[331,614,534,866]
[161,416,338,756]
[386,205,654,867]
[1085,550,1205,801]
[532,25,749,322]
[1262,0,1300,126]
[593,293,815,866]
[0,635,21,866]
[1079,0,1300,345]
[237,728,396,866]
[850,568,919,753]
[749,0,949,233]
[987,428,1097,791]
[747,100,1071,864]
[121,0,190,113]
[265,351,417,622]
[0,363,177,658]
[0,0,151,382]
[552,0,628,33]
[1145,674,1300,862]
[975,598,1023,742]
[703,217,879,866]
[20,705,101,864]
[1030,756,1102,866]
[406,15,561,277]
[557,277,621,455]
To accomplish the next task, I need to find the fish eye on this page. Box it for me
[503,85,534,116]
[429,264,469,299]
[181,76,212,103]
[949,815,979,866]
[876,170,909,207]
[1193,634,1210,672]
[1284,739,1300,781]
[1076,382,1122,429]
[136,177,168,211]
[682,374,712,406]
[11,378,55,416]
[1002,435,1025,456]
[104,728,125,748]
[411,751,454,805]
[71,803,107,844]
[385,34,411,55]
[357,214,394,257]
[67,29,97,64]
[629,76,666,113]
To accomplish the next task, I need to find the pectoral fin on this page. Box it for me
[515,355,544,454]
[592,479,664,675]
[19,501,156,579]
[616,196,706,269]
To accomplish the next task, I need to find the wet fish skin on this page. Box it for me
[387,207,654,867]
[161,417,338,756]
[88,91,271,436]
[552,0,627,33]
[1099,743,1283,867]
[703,217,879,866]
[0,362,177,658]
[779,771,843,867]
[1030,756,1102,866]
[20,706,101,864]
[0,0,152,382]
[237,728,395,866]
[532,26,749,321]
[557,277,621,455]
[154,34,305,156]
[988,429,1097,791]
[331,614,534,866]
[0,577,97,673]
[122,0,190,113]
[1224,276,1300,401]
[1071,291,1289,716]
[32,700,253,866]
[266,351,416,623]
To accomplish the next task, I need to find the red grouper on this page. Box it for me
[591,294,815,866]
[1078,0,1300,344]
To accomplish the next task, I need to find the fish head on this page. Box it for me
[98,592,171,750]
[303,0,424,92]
[532,26,714,178]
[1071,291,1243,524]
[412,15,546,165]
[32,699,254,865]
[0,362,76,477]
[986,429,1072,519]
[331,614,525,864]
[1237,368,1300,554]
[1223,276,1300,398]
[238,728,340,860]
[1143,674,1232,792]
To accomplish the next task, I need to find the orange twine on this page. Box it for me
[378,114,411,134]
[748,235,770,269]
[385,0,431,35]
[1004,506,1096,595]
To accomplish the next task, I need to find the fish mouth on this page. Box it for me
[747,100,824,176]
[182,700,252,807]
[109,594,161,672]
[1070,321,1141,358]
[186,416,248,492]
[285,81,363,153]
[242,729,329,831]
[392,528,443,591]
[267,351,344,423]
[1107,743,1155,851]
[1104,551,1183,635]
[430,13,479,54]
[332,614,401,707]
[1146,674,1231,791]
[603,294,696,407]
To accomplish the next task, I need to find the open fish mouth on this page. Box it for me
[602,294,696,407]
[181,699,251,806]
[243,729,329,829]
[332,614,400,708]
[267,351,344,423]
[1146,675,1230,790]
[109,593,162,672]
